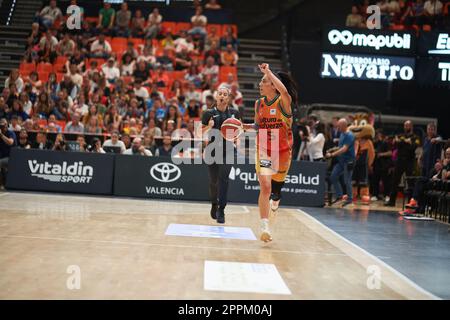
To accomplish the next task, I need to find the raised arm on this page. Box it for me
[258,63,292,114]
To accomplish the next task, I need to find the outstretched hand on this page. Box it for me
[258,63,270,75]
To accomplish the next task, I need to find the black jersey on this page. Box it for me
[201,105,241,160]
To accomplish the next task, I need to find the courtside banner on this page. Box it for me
[320,52,415,81]
[227,161,327,207]
[322,26,416,56]
[113,155,210,201]
[6,148,114,195]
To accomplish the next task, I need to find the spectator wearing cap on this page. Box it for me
[102,58,121,84]
[124,137,152,156]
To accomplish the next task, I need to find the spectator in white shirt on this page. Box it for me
[5,69,24,94]
[424,0,443,15]
[146,8,163,39]
[39,0,62,29]
[124,137,153,156]
[103,131,126,153]
[90,34,112,59]
[306,122,326,162]
[67,63,83,87]
[189,6,208,39]
[134,80,150,100]
[102,58,121,84]
[201,56,219,85]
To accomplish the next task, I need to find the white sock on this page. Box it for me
[261,218,269,230]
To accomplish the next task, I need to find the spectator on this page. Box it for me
[230,83,242,110]
[0,118,17,187]
[121,53,136,76]
[17,129,31,149]
[142,132,156,154]
[156,48,174,70]
[189,7,208,39]
[65,112,85,133]
[163,105,182,131]
[133,60,151,84]
[175,47,192,71]
[38,29,58,63]
[131,9,146,38]
[133,81,149,102]
[384,120,420,207]
[423,0,444,27]
[205,28,221,51]
[155,135,173,157]
[0,98,7,119]
[38,0,62,29]
[419,123,442,179]
[202,94,214,111]
[90,137,105,153]
[185,65,203,88]
[201,56,219,84]
[205,0,222,10]
[48,114,63,132]
[146,8,163,39]
[326,118,355,207]
[103,131,126,153]
[346,5,365,28]
[142,117,162,137]
[221,44,239,66]
[205,40,221,65]
[442,147,450,181]
[97,2,115,32]
[5,69,24,94]
[58,33,76,57]
[19,92,33,116]
[32,130,52,150]
[76,135,87,152]
[124,137,152,156]
[90,33,112,59]
[220,26,238,50]
[102,58,121,84]
[370,129,393,202]
[68,63,83,88]
[152,66,170,88]
[115,2,131,37]
[52,133,67,151]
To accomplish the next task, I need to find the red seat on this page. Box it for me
[38,71,50,82]
[37,62,53,73]
[56,73,65,82]
[207,24,222,36]
[175,22,191,35]
[168,71,187,81]
[19,62,36,76]
[161,22,177,34]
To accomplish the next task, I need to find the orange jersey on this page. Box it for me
[255,94,293,153]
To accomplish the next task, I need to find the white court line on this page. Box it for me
[295,209,440,300]
[242,206,250,213]
[0,234,351,258]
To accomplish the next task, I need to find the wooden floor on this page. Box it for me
[0,191,436,300]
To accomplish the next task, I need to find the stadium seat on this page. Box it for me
[38,71,50,82]
[56,73,64,82]
[84,17,99,25]
[37,63,53,73]
[129,38,144,48]
[390,24,405,31]
[220,66,237,77]
[19,62,36,74]
[161,21,176,34]
[111,38,128,52]
[175,22,191,35]
[122,76,134,85]
[207,24,222,36]
[168,71,187,81]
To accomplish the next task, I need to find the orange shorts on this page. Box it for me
[255,148,292,182]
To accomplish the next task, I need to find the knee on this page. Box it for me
[259,180,271,195]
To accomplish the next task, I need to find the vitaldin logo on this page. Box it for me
[28,160,94,183]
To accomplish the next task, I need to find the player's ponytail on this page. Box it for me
[276,72,298,108]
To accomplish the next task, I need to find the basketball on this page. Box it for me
[221,118,243,141]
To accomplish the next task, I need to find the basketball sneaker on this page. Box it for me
[260,219,273,243]
[270,199,280,217]
[210,204,218,220]
[216,208,225,224]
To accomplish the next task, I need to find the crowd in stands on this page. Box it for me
[0,0,242,158]
[347,0,450,30]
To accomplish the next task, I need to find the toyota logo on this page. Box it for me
[150,162,181,183]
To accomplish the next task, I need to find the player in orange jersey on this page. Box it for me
[244,63,298,242]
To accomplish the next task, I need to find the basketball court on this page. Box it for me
[0,191,441,300]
